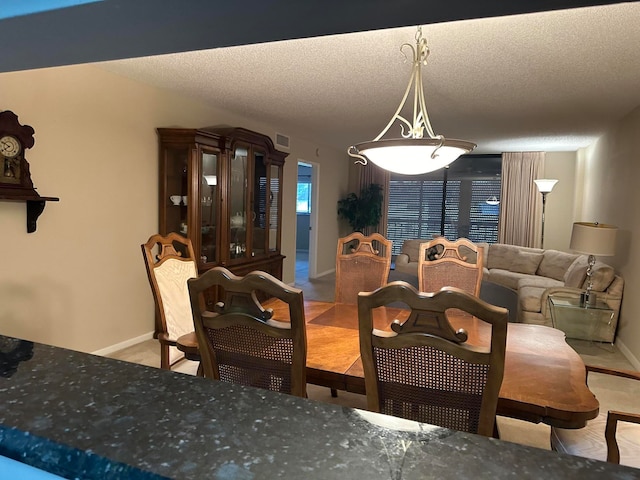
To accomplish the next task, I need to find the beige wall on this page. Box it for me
[0,65,348,353]
[576,107,640,368]
[542,151,578,251]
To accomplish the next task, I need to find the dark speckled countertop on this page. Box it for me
[0,335,638,479]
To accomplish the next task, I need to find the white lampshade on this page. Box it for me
[534,179,558,193]
[569,222,617,256]
[354,139,475,175]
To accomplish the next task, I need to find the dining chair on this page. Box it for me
[141,232,199,370]
[551,365,640,468]
[358,281,509,437]
[335,232,392,304]
[418,237,484,296]
[187,266,307,397]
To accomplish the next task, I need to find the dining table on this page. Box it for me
[177,298,599,429]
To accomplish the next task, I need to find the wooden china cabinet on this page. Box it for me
[157,126,287,303]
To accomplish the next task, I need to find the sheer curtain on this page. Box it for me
[499,152,544,247]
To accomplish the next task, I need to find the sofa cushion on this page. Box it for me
[517,276,565,290]
[488,244,544,274]
[537,250,579,281]
[487,269,537,291]
[564,255,589,288]
[583,261,616,291]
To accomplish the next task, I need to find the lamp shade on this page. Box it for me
[569,222,617,256]
[534,179,558,193]
[354,138,475,175]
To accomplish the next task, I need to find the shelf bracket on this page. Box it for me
[26,199,46,233]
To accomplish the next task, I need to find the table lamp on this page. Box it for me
[569,222,617,306]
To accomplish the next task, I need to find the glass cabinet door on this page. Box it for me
[252,151,267,257]
[163,146,189,237]
[269,164,281,252]
[200,149,218,265]
[229,145,249,260]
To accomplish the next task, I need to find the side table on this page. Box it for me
[548,295,616,344]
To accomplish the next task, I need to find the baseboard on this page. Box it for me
[615,338,640,370]
[91,331,154,356]
[312,268,335,279]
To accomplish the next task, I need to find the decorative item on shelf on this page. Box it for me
[569,222,617,307]
[0,110,59,232]
[182,195,188,206]
[534,179,558,248]
[170,195,181,206]
[230,211,245,228]
[347,26,475,175]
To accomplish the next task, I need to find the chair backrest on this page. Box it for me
[358,281,508,436]
[188,266,307,397]
[335,232,392,304]
[141,233,198,369]
[418,237,484,296]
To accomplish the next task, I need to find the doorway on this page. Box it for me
[295,161,318,283]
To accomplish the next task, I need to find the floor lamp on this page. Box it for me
[569,222,617,305]
[534,179,558,248]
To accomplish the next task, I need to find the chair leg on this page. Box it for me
[331,388,338,397]
[196,362,204,377]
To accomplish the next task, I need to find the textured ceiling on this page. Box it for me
[97,3,640,154]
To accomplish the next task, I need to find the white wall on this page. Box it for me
[0,64,348,353]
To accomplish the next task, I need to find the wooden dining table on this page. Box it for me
[177,298,599,429]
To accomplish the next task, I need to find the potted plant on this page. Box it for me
[337,183,383,232]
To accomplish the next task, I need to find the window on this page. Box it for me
[387,155,501,255]
[296,182,311,213]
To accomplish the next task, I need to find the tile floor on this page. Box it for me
[108,254,637,452]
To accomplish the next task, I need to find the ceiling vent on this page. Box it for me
[275,132,290,150]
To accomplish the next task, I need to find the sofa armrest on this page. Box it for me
[395,253,410,266]
[539,286,584,317]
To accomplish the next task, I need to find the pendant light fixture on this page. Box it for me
[348,26,476,175]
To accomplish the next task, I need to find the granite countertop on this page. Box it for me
[0,335,638,479]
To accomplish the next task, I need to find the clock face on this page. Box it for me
[0,135,21,158]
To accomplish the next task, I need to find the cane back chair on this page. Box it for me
[335,232,392,304]
[358,281,508,437]
[418,237,484,296]
[188,266,307,397]
[141,232,198,370]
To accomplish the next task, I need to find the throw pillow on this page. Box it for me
[538,250,579,281]
[583,262,615,291]
[564,256,589,288]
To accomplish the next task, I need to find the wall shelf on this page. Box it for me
[0,194,59,233]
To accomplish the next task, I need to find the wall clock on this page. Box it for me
[0,110,59,232]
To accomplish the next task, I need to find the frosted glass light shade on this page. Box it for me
[353,138,476,175]
[534,179,558,193]
[570,222,617,256]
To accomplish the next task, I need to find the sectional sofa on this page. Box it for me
[395,239,624,336]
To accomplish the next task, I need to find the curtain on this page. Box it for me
[357,162,389,237]
[499,152,545,247]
